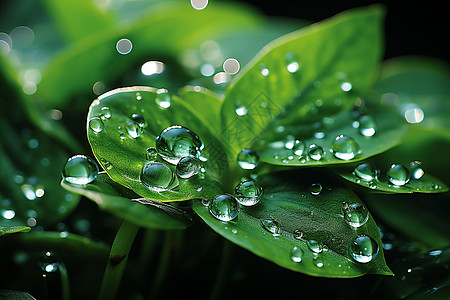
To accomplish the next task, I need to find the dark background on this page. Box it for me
[241,0,449,63]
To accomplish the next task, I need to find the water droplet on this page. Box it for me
[286,53,299,73]
[237,149,259,170]
[259,64,269,77]
[89,117,104,133]
[293,140,305,156]
[101,107,112,119]
[235,101,248,116]
[234,180,263,206]
[209,194,239,222]
[313,255,324,268]
[308,144,324,161]
[350,235,379,263]
[40,251,60,273]
[119,132,126,140]
[156,126,203,165]
[387,163,410,186]
[330,135,360,160]
[261,218,281,236]
[176,156,201,179]
[293,229,303,240]
[340,82,352,92]
[142,148,157,163]
[284,135,296,149]
[1,209,15,220]
[136,92,142,100]
[195,185,203,192]
[140,162,177,192]
[358,115,376,137]
[131,113,145,127]
[155,89,171,108]
[62,155,99,184]
[409,161,424,179]
[343,203,369,228]
[100,158,113,170]
[353,163,378,181]
[309,183,322,195]
[290,246,303,263]
[126,120,143,138]
[307,240,323,253]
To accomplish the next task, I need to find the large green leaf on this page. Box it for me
[61,173,190,230]
[220,6,385,159]
[87,86,226,202]
[193,170,392,277]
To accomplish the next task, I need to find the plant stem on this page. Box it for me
[59,262,71,300]
[210,240,232,300]
[98,220,140,300]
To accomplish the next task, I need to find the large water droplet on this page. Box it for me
[330,135,360,160]
[261,218,281,236]
[308,144,323,161]
[290,246,303,263]
[307,240,323,253]
[234,180,263,206]
[350,235,379,263]
[387,163,410,186]
[101,106,112,119]
[140,162,176,192]
[353,163,378,181]
[209,194,239,221]
[293,140,305,156]
[62,155,99,184]
[126,120,143,138]
[343,203,369,228]
[237,149,259,170]
[176,157,201,179]
[155,89,171,109]
[309,183,322,195]
[358,115,376,137]
[156,126,203,165]
[409,161,424,179]
[89,117,104,133]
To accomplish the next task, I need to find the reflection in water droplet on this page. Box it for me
[131,113,145,127]
[310,183,322,195]
[89,117,104,133]
[284,135,295,150]
[234,180,263,206]
[140,162,177,192]
[62,155,99,184]
[358,115,376,137]
[156,126,203,165]
[330,135,360,160]
[293,140,305,156]
[261,218,281,236]
[176,157,201,179]
[350,235,379,263]
[237,149,259,170]
[290,246,303,263]
[343,203,369,228]
[353,163,378,181]
[155,89,171,108]
[307,240,323,253]
[146,147,158,161]
[387,163,410,186]
[308,144,323,161]
[314,255,324,268]
[293,229,303,240]
[100,158,113,170]
[101,107,112,119]
[126,120,143,138]
[209,194,239,221]
[409,161,424,179]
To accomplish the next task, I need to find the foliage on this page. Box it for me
[1,1,449,299]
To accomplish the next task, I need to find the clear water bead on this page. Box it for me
[155,89,171,109]
[176,157,201,179]
[234,180,263,206]
[307,240,323,253]
[353,163,378,181]
[209,194,240,222]
[343,203,369,228]
[101,107,112,119]
[387,163,410,186]
[284,135,296,149]
[310,183,322,195]
[308,144,324,161]
[293,140,305,156]
[140,162,176,192]
[409,161,424,179]
[350,235,379,263]
[261,218,281,236]
[39,251,60,274]
[62,155,99,184]
[290,246,303,263]
[330,135,360,160]
[358,115,376,137]
[146,147,158,161]
[155,126,203,165]
[235,101,248,116]
[126,120,143,138]
[131,113,145,127]
[237,149,259,170]
[89,117,104,133]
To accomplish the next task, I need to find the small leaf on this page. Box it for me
[87,87,225,202]
[193,170,391,277]
[0,225,31,236]
[61,173,190,230]
[0,290,36,300]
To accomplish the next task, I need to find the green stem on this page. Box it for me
[59,263,70,300]
[98,220,140,300]
[210,240,232,300]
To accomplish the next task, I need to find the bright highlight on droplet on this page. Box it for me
[340,82,352,92]
[404,108,424,124]
[191,0,208,10]
[2,209,15,220]
[223,58,240,75]
[213,72,231,84]
[116,38,132,55]
[287,62,299,73]
[141,61,164,76]
[200,64,215,77]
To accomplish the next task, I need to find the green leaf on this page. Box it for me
[0,225,31,236]
[61,173,190,230]
[0,290,36,300]
[193,170,392,277]
[220,6,385,157]
[87,86,225,202]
